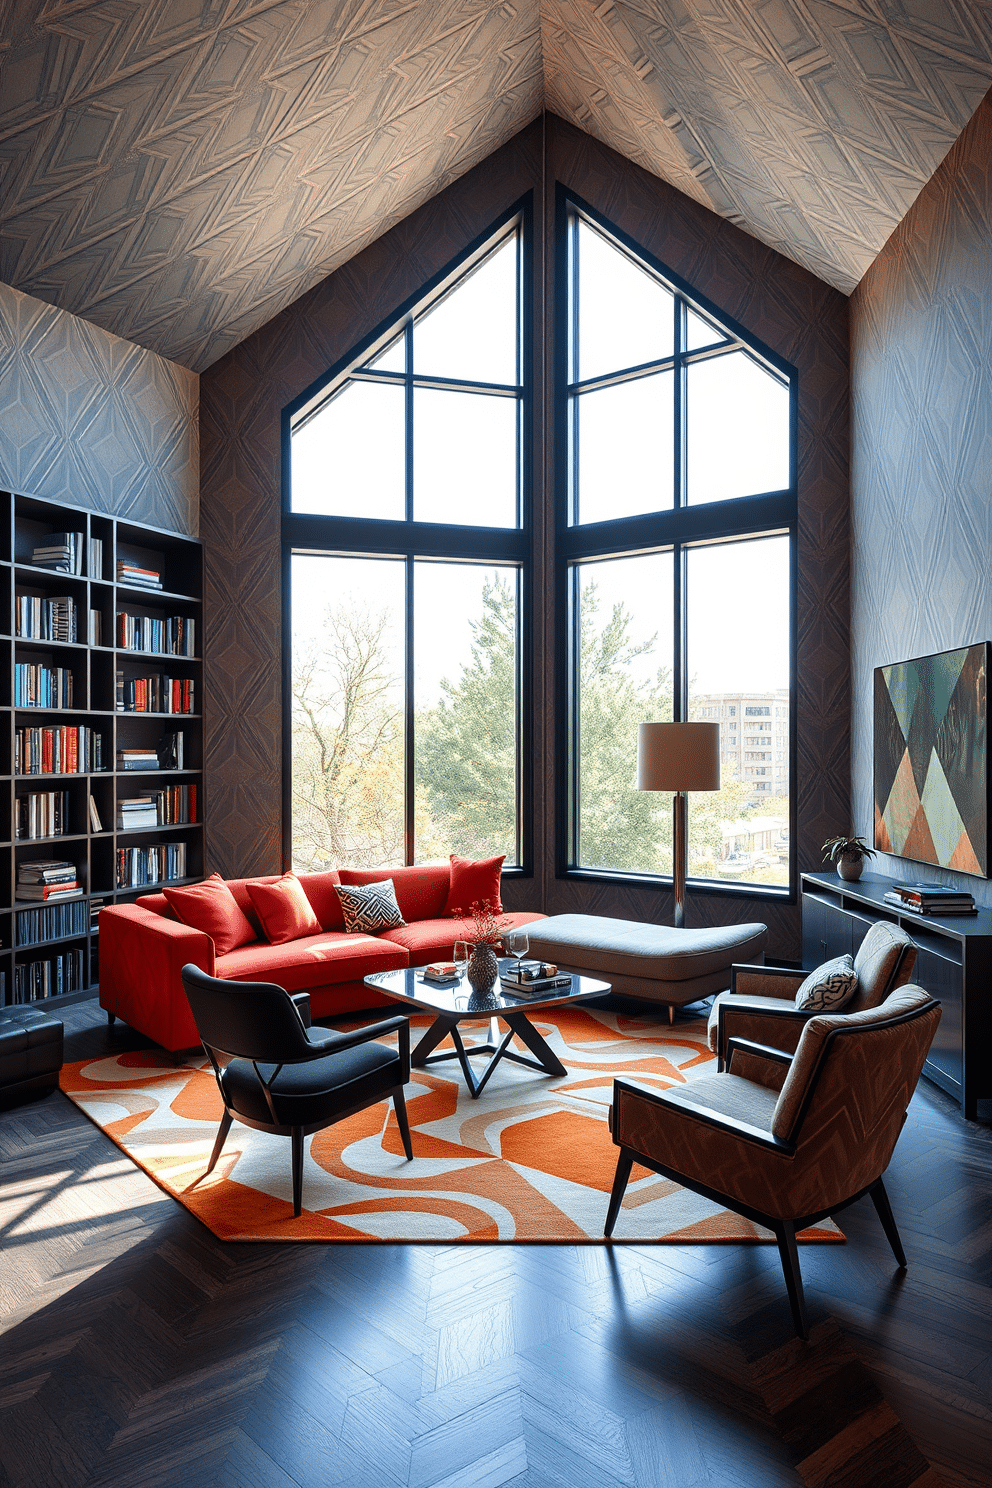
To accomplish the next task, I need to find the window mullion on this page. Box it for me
[404,554,415,865]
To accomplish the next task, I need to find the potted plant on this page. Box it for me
[821,834,877,882]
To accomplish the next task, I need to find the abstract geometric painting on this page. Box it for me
[875,645,988,876]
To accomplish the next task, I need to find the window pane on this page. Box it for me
[575,552,675,873]
[686,536,790,886]
[414,563,519,865]
[576,372,673,524]
[291,555,405,870]
[414,388,517,526]
[370,337,405,372]
[577,221,674,381]
[291,380,405,519]
[685,308,725,351]
[414,237,518,386]
[686,351,790,504]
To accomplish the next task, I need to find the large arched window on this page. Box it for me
[560,194,796,893]
[284,210,528,872]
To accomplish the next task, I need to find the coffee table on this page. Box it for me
[364,965,611,1098]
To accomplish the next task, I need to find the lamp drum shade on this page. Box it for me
[637,722,721,792]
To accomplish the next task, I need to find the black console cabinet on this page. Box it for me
[802,871,992,1120]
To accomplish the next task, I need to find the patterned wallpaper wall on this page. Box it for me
[850,90,992,907]
[0,278,198,534]
[200,115,851,958]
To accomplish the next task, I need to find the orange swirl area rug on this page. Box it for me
[60,1008,844,1246]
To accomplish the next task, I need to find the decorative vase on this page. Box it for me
[837,854,863,882]
[467,942,500,993]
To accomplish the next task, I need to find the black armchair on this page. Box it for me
[181,964,413,1217]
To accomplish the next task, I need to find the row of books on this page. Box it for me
[116,611,195,656]
[116,842,187,887]
[116,672,195,713]
[118,733,186,770]
[16,790,70,840]
[16,726,104,775]
[17,860,81,901]
[12,950,86,1002]
[117,785,196,829]
[16,898,88,946]
[118,559,162,590]
[16,594,77,642]
[31,531,85,576]
[14,662,74,708]
[883,882,977,916]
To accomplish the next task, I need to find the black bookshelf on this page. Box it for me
[1,489,203,1011]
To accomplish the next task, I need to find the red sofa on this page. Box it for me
[99,864,546,1051]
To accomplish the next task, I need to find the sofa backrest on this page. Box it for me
[338,865,450,923]
[137,864,450,934]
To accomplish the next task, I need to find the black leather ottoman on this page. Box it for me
[0,1006,65,1108]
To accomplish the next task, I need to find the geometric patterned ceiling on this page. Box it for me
[1,1,991,372]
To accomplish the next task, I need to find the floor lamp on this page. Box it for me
[637,722,721,929]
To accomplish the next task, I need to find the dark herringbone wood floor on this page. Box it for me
[1,1000,989,1488]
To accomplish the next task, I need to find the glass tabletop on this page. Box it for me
[364,963,610,1016]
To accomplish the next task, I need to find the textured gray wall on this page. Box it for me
[851,91,992,903]
[0,279,198,535]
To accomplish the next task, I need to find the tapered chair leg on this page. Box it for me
[775,1221,809,1339]
[203,1108,233,1177]
[291,1126,304,1217]
[605,1149,634,1237]
[869,1179,907,1268]
[393,1089,414,1160]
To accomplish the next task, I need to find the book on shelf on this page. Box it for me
[89,537,103,579]
[14,948,85,1002]
[883,889,976,915]
[116,749,161,769]
[117,611,195,656]
[31,531,83,575]
[117,561,163,590]
[115,671,194,713]
[16,790,69,839]
[116,841,187,888]
[117,786,196,828]
[15,725,103,774]
[16,883,83,900]
[117,796,159,830]
[16,898,88,945]
[14,662,74,708]
[16,594,77,642]
[89,796,103,832]
[89,898,104,929]
[89,608,102,645]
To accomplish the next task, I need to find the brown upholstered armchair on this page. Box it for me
[708,918,917,1070]
[607,985,941,1337]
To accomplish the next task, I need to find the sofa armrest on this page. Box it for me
[99,904,215,1051]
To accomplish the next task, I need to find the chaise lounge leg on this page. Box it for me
[604,1149,634,1237]
[869,1179,907,1268]
[393,1088,414,1160]
[774,1221,809,1339]
[107,1011,116,1026]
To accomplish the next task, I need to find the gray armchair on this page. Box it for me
[607,984,941,1337]
[708,918,918,1070]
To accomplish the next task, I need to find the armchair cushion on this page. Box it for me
[222,1038,400,1126]
[794,953,858,1011]
[163,873,256,955]
[246,872,321,945]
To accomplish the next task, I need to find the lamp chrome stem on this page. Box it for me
[673,790,687,930]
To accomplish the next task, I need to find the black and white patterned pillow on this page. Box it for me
[795,954,858,1011]
[335,879,407,934]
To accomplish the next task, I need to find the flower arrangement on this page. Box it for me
[466,899,510,947]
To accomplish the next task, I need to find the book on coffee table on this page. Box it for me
[501,972,573,995]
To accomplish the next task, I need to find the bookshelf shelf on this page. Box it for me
[0,489,204,1011]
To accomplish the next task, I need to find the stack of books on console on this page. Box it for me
[117,560,162,590]
[31,531,83,575]
[501,961,572,994]
[16,860,82,901]
[883,882,977,916]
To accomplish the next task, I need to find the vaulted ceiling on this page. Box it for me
[2,1,991,371]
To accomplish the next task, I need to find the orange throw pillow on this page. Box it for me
[443,853,505,917]
[163,873,256,955]
[246,873,322,945]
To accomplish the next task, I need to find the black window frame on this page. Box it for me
[555,188,799,903]
[281,198,534,877]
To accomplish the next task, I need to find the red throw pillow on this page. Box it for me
[163,873,257,955]
[443,854,505,917]
[246,873,322,945]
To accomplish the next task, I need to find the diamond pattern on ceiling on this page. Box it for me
[1,1,991,369]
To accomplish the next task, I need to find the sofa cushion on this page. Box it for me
[298,869,345,931]
[338,865,449,923]
[163,874,256,956]
[442,853,504,917]
[335,879,406,933]
[246,873,322,945]
[380,910,548,961]
[217,931,408,992]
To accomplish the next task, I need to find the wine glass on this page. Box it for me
[504,929,529,976]
[453,940,471,980]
